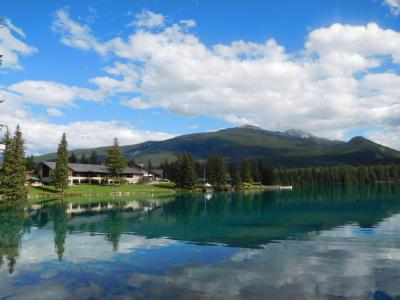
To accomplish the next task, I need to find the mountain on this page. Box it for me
[34,126,400,167]
[283,129,316,139]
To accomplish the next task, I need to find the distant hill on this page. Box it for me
[34,125,400,167]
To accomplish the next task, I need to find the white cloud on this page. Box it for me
[51,8,107,55]
[179,19,196,28]
[47,13,400,150]
[89,62,138,94]
[4,18,26,38]
[365,127,400,150]
[3,116,174,155]
[383,0,400,16]
[129,10,165,28]
[0,88,173,154]
[16,228,175,266]
[46,107,64,117]
[0,18,37,70]
[305,23,400,64]
[124,97,152,109]
[8,80,103,106]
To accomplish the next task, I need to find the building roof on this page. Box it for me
[38,161,148,175]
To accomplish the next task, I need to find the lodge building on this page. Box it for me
[35,161,155,185]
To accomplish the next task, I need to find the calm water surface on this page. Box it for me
[1,185,400,299]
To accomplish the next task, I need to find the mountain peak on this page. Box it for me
[348,136,369,144]
[237,124,263,130]
[284,129,315,139]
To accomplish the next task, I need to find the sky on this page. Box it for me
[1,0,400,154]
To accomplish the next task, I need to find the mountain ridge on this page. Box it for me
[34,126,400,167]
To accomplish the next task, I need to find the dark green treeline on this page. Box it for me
[271,164,400,186]
[160,154,400,188]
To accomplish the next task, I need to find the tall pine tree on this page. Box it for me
[25,155,35,170]
[105,138,127,184]
[0,126,27,198]
[175,153,196,189]
[13,126,26,197]
[232,170,242,190]
[80,153,89,164]
[242,161,253,184]
[68,152,78,163]
[55,133,70,192]
[89,150,99,164]
[206,155,225,189]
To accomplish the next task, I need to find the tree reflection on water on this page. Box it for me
[0,184,400,274]
[0,201,25,274]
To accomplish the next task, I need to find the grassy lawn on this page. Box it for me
[27,183,176,196]
[26,192,176,205]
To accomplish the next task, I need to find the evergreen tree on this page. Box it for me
[261,165,274,185]
[147,160,152,170]
[12,126,26,196]
[0,128,13,193]
[206,155,226,189]
[251,160,261,182]
[162,159,178,181]
[241,161,253,184]
[0,126,27,198]
[25,155,35,170]
[127,158,137,167]
[175,153,196,189]
[80,153,89,164]
[55,133,70,192]
[105,138,127,184]
[68,152,78,163]
[232,170,242,190]
[89,150,99,164]
[206,155,217,185]
[214,156,226,189]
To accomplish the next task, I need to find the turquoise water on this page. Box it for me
[1,185,400,299]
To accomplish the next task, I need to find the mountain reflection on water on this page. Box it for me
[1,184,400,299]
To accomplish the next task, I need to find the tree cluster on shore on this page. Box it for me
[160,154,400,190]
[68,150,99,164]
[271,164,400,186]
[0,128,128,197]
[161,154,258,190]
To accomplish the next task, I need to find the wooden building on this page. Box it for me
[35,161,154,185]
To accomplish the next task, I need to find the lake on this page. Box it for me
[1,185,400,299]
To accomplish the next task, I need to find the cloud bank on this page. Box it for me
[50,9,400,149]
[0,17,37,70]
[2,9,400,154]
[383,0,400,16]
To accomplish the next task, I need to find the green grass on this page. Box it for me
[26,192,175,205]
[27,183,176,196]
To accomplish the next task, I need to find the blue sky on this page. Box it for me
[1,0,400,154]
